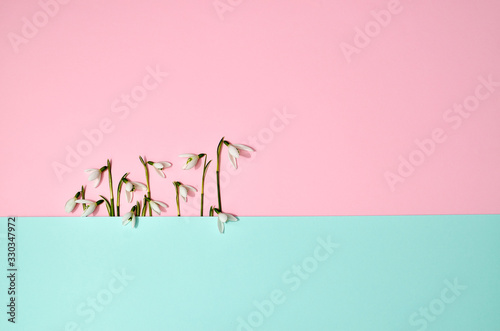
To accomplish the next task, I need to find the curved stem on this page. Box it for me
[145,168,152,217]
[107,159,115,216]
[216,171,221,211]
[140,156,152,216]
[135,201,141,216]
[100,195,112,216]
[201,155,206,216]
[116,173,129,217]
[216,137,224,212]
[173,182,180,217]
[201,157,212,216]
[141,195,148,217]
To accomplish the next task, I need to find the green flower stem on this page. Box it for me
[116,172,129,217]
[216,169,221,210]
[141,195,148,217]
[100,195,112,216]
[146,167,152,217]
[139,156,152,216]
[200,155,212,216]
[216,137,224,212]
[173,182,181,217]
[135,201,141,216]
[107,159,115,216]
[80,185,86,211]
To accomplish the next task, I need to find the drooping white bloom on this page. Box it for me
[217,212,238,233]
[75,199,98,217]
[179,184,197,202]
[149,199,168,215]
[152,161,172,178]
[65,196,78,213]
[122,211,136,227]
[84,168,103,187]
[124,181,147,203]
[178,153,200,170]
[227,143,254,169]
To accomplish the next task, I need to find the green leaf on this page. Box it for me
[99,195,112,216]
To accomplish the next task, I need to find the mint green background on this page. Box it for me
[1,215,499,330]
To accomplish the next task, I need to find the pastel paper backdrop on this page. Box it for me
[0,0,499,216]
[1,215,500,330]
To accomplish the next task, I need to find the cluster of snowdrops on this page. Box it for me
[64,137,254,233]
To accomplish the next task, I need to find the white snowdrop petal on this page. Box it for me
[161,161,172,168]
[87,171,100,181]
[125,190,132,203]
[122,212,132,219]
[75,199,93,204]
[93,175,102,188]
[81,204,96,217]
[154,168,165,178]
[218,213,228,223]
[218,219,225,234]
[156,201,168,209]
[228,145,240,158]
[184,185,197,192]
[149,201,161,214]
[134,182,147,190]
[179,153,196,158]
[226,214,238,222]
[185,158,198,170]
[65,198,76,213]
[228,153,237,169]
[233,144,255,152]
[179,186,188,200]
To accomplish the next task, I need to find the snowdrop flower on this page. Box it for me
[124,179,147,203]
[225,142,254,169]
[147,198,168,215]
[122,206,137,228]
[179,183,197,202]
[84,165,107,188]
[179,153,211,216]
[116,173,129,216]
[65,191,81,213]
[139,156,156,216]
[151,161,172,178]
[172,181,197,216]
[215,137,255,212]
[105,159,116,216]
[138,157,171,215]
[217,212,238,234]
[75,199,103,217]
[178,153,203,170]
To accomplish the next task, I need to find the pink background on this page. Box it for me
[1,0,499,217]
